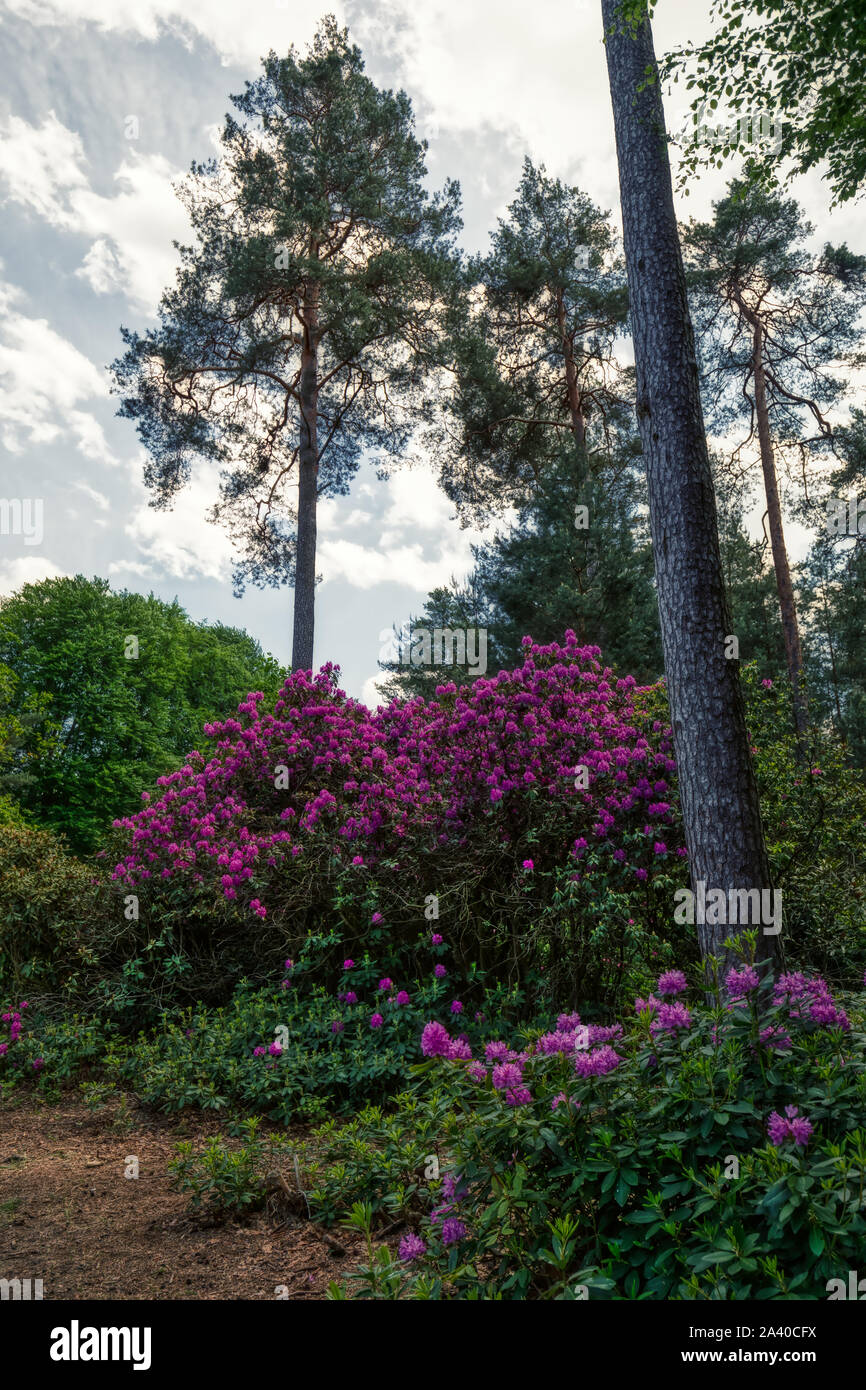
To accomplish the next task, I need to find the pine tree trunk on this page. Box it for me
[556,291,587,450]
[819,576,846,737]
[292,282,320,673]
[749,320,809,744]
[602,0,778,972]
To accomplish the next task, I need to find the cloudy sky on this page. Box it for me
[0,0,862,704]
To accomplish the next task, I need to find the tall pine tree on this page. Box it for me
[112,18,461,671]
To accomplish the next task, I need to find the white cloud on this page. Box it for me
[0,277,116,462]
[361,671,388,709]
[76,237,125,295]
[116,457,234,581]
[0,111,187,310]
[315,461,486,592]
[71,480,110,510]
[1,0,345,68]
[318,535,474,591]
[0,555,68,595]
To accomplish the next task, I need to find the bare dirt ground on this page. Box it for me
[0,1091,367,1300]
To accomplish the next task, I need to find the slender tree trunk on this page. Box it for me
[602,0,778,973]
[556,290,587,450]
[292,281,320,673]
[819,575,846,737]
[748,318,809,744]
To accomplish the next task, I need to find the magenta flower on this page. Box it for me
[331,1020,344,1033]
[450,1000,463,1015]
[421,1021,452,1057]
[395,990,410,1006]
[725,966,760,1000]
[431,933,444,945]
[434,964,447,979]
[399,1234,427,1262]
[651,1001,692,1036]
[492,1062,525,1091]
[371,912,384,925]
[369,1013,384,1029]
[522,858,534,870]
[343,959,355,970]
[440,1218,467,1246]
[378,978,393,992]
[768,1107,813,1148]
[758,1025,791,1052]
[656,970,687,996]
[574,1046,621,1077]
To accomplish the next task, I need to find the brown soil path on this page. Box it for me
[0,1092,365,1300]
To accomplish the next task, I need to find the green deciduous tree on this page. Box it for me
[0,575,284,852]
[658,0,866,207]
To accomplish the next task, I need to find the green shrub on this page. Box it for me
[310,946,866,1299]
[744,668,866,982]
[168,1119,270,1219]
[0,824,110,997]
[109,932,520,1124]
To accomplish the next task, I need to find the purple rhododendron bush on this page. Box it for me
[298,951,866,1300]
[101,634,691,1020]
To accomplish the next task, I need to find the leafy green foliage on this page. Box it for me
[660,0,866,207]
[0,575,284,851]
[0,823,110,997]
[313,957,866,1299]
[168,1120,270,1219]
[744,668,866,980]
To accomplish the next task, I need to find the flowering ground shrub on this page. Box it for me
[300,942,866,1300]
[0,1001,44,1079]
[106,930,521,1123]
[103,634,689,1019]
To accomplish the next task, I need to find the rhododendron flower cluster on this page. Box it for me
[726,966,761,1001]
[773,973,850,1031]
[767,1106,814,1148]
[111,636,682,917]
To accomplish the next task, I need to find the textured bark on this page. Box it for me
[749,319,809,744]
[292,281,320,673]
[556,290,587,450]
[602,0,778,971]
